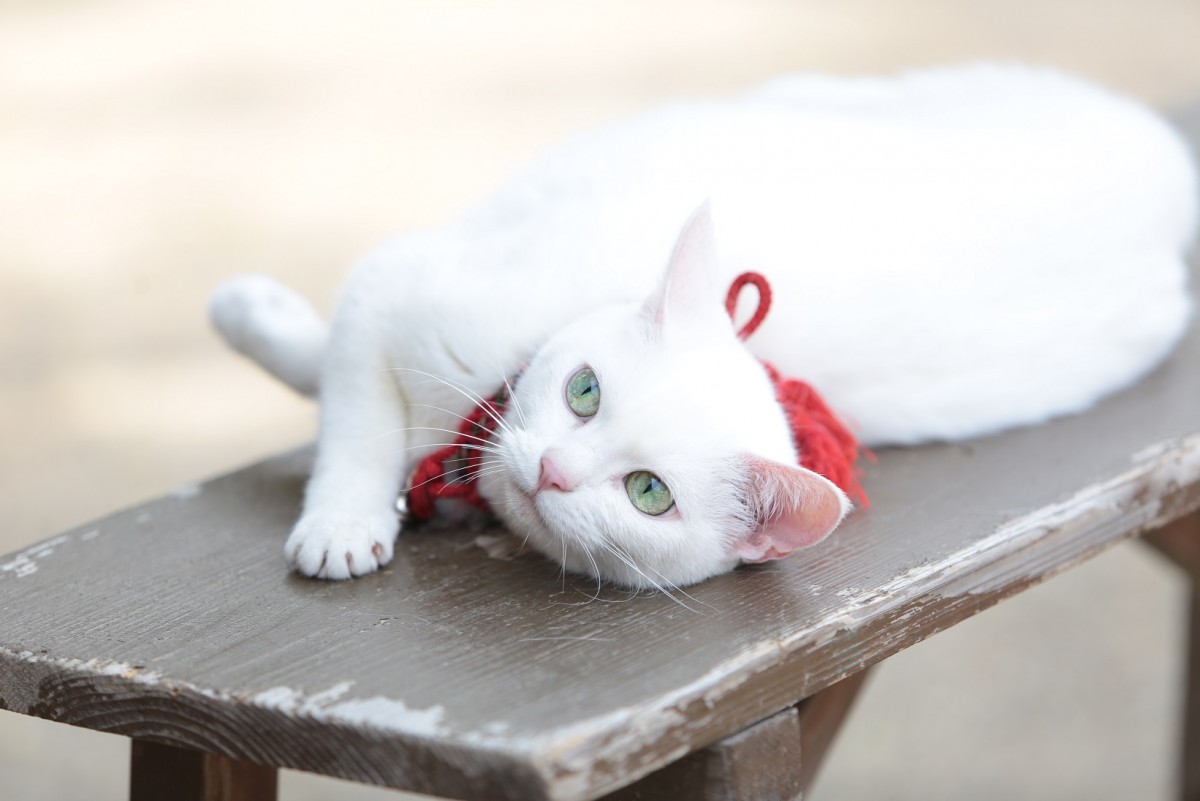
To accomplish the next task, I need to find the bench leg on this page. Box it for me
[130,740,278,801]
[794,668,869,792]
[1144,510,1200,801]
[601,670,868,800]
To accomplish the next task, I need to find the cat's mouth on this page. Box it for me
[510,484,551,530]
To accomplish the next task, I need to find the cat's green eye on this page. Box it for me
[625,471,674,516]
[565,366,600,418]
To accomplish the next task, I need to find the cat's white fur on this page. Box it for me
[211,65,1196,588]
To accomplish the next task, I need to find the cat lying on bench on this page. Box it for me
[211,65,1196,589]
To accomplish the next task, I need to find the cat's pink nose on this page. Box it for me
[537,453,573,492]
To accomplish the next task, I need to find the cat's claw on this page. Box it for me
[285,512,399,580]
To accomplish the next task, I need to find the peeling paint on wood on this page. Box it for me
[169,483,203,500]
[0,535,70,579]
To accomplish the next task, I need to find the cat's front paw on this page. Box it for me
[285,512,399,580]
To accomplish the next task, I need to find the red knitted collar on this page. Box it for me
[404,273,866,522]
[724,273,867,505]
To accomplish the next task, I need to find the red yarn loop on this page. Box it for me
[725,271,772,340]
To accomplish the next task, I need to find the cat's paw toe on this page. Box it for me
[285,513,398,580]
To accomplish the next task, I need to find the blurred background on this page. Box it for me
[2,1,1199,798]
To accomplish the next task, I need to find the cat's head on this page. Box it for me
[480,206,850,588]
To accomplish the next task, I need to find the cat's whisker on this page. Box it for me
[558,531,570,591]
[598,535,710,610]
[602,587,645,604]
[595,540,667,597]
[406,461,504,493]
[391,441,497,454]
[594,539,701,614]
[579,547,604,603]
[404,470,462,494]
[557,584,644,606]
[391,366,508,431]
[496,368,527,430]
[403,402,501,435]
[628,552,709,611]
[455,466,506,485]
[393,446,502,468]
[390,442,484,459]
[470,454,505,477]
[638,562,715,613]
[390,367,514,436]
[611,543,707,615]
[367,424,499,450]
[568,588,641,605]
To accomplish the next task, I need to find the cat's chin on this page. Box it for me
[477,450,739,587]
[490,492,741,589]
[567,545,742,591]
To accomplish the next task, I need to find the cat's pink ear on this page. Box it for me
[642,202,724,330]
[733,456,851,563]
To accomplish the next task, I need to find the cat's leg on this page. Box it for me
[285,286,406,580]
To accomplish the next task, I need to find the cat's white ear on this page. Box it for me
[642,202,725,331]
[733,456,851,563]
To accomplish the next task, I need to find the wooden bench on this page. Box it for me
[3,113,1200,801]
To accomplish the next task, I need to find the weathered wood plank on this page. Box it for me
[599,705,806,801]
[600,671,868,801]
[1,321,1193,801]
[130,740,278,801]
[0,113,1198,801]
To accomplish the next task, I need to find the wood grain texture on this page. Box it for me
[1,114,1200,801]
[600,705,807,801]
[600,671,868,800]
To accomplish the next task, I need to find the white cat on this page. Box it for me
[211,65,1196,589]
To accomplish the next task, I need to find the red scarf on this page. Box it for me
[405,273,866,521]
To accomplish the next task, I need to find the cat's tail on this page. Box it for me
[209,274,327,397]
